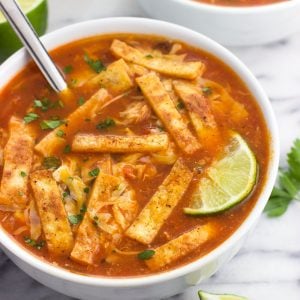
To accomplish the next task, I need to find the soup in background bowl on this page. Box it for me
[193,0,285,6]
[0,18,279,300]
[138,0,300,46]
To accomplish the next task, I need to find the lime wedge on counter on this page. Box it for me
[185,133,257,215]
[198,290,248,300]
[0,0,48,62]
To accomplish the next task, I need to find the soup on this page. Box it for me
[0,34,269,277]
[193,0,285,6]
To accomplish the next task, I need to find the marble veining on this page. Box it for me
[0,0,300,299]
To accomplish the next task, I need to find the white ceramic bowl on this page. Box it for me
[138,0,300,46]
[0,17,279,300]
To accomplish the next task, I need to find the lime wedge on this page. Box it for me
[0,0,48,62]
[185,133,257,215]
[198,290,248,300]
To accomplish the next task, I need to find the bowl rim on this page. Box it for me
[169,0,298,13]
[0,17,280,288]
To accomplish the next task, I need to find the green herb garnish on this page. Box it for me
[42,156,61,170]
[83,187,90,194]
[62,191,69,198]
[63,144,71,154]
[77,96,85,106]
[80,205,87,214]
[20,171,27,177]
[24,237,45,250]
[68,214,83,225]
[96,118,115,130]
[84,53,106,73]
[56,129,65,137]
[40,119,65,130]
[34,98,51,112]
[63,65,73,74]
[265,139,300,217]
[88,167,100,177]
[24,112,39,124]
[202,86,212,96]
[137,249,155,260]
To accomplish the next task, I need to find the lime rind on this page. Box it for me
[185,133,257,215]
[198,290,248,300]
[0,0,45,24]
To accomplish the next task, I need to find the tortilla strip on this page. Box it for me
[72,133,169,153]
[173,80,220,147]
[146,224,214,270]
[0,117,34,210]
[111,39,203,80]
[126,158,193,245]
[30,170,74,256]
[35,89,111,156]
[136,73,200,154]
[71,156,120,265]
[85,59,133,94]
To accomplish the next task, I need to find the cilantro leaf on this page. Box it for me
[287,139,300,181]
[24,112,39,124]
[137,249,155,260]
[88,167,100,177]
[265,139,300,217]
[42,156,61,170]
[63,65,73,74]
[68,214,83,225]
[84,53,106,74]
[96,118,115,130]
[40,119,65,130]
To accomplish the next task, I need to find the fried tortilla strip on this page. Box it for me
[72,133,169,153]
[85,59,133,94]
[200,79,248,123]
[146,224,214,270]
[35,89,110,156]
[71,156,120,265]
[30,170,74,256]
[173,80,220,147]
[0,117,34,210]
[126,158,193,245]
[111,39,203,80]
[136,73,200,154]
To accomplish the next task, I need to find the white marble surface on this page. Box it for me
[1,0,300,299]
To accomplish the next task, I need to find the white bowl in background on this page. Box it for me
[0,17,279,300]
[138,0,300,46]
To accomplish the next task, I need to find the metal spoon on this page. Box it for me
[0,0,67,92]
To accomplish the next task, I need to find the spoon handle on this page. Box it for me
[0,0,67,92]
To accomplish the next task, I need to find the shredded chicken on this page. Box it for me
[119,101,151,125]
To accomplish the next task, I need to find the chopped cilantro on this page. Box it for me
[68,214,83,225]
[145,54,153,59]
[83,187,90,194]
[56,129,65,137]
[63,144,71,154]
[77,96,85,106]
[84,53,106,74]
[63,65,73,74]
[96,118,115,130]
[137,249,155,260]
[40,119,65,130]
[20,171,27,177]
[88,167,100,177]
[42,156,61,170]
[24,237,45,250]
[23,112,39,124]
[202,86,213,96]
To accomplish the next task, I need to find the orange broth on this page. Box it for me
[0,34,269,277]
